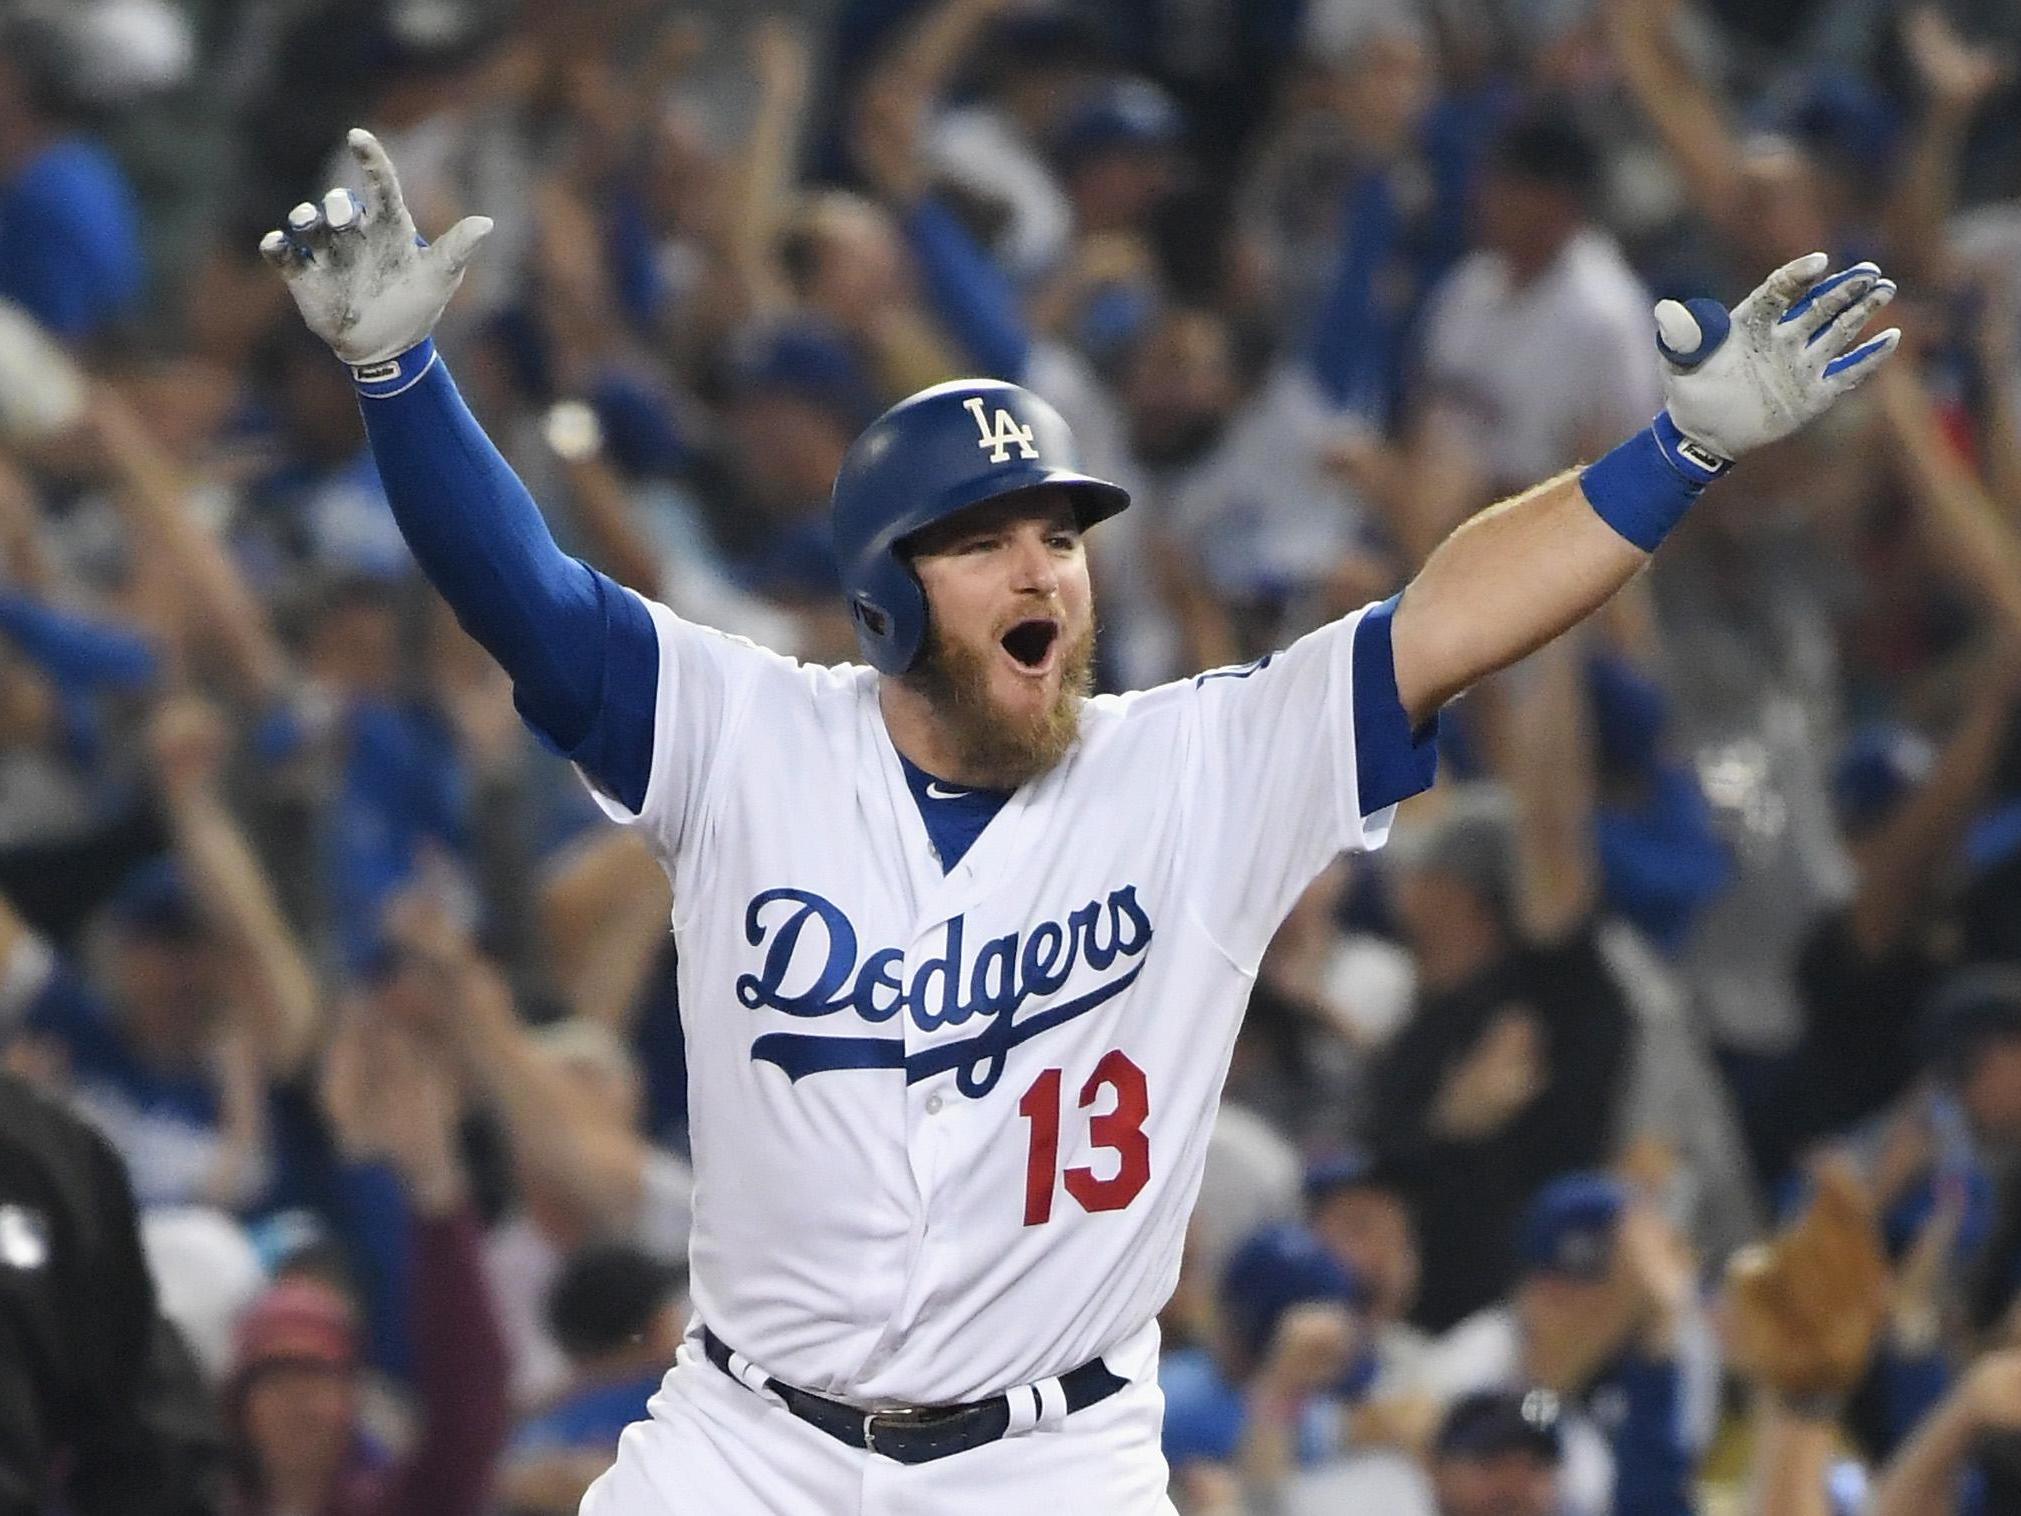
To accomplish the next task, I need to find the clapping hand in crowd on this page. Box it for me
[320,995,468,1216]
[1902,7,2011,124]
[1429,1010,1546,1144]
[1519,1191,1692,1396]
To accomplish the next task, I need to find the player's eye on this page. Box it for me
[1047,532,1080,551]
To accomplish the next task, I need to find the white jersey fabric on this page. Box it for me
[587,595,1424,1409]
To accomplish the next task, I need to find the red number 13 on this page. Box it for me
[1018,1050,1152,1226]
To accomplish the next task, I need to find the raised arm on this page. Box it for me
[319,1006,508,1516]
[1843,650,2019,958]
[1882,8,2010,284]
[384,889,655,1233]
[1877,357,2021,635]
[854,73,1033,383]
[871,0,1010,100]
[1601,0,1748,236]
[148,694,321,1081]
[719,19,815,322]
[262,130,658,812]
[537,829,674,1030]
[1392,254,1899,725]
[1499,634,1599,944]
[1970,283,2021,523]
[86,388,290,702]
[1871,1353,2021,1516]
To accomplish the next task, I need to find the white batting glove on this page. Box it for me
[1653,252,1899,470]
[259,128,492,373]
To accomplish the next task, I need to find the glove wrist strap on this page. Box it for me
[1579,410,1732,552]
[351,338,438,400]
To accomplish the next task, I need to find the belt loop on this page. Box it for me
[1033,1375,1070,1432]
[712,1331,782,1404]
[1004,1382,1042,1436]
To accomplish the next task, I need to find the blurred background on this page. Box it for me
[2,0,2021,1512]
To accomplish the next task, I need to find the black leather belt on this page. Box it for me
[701,1327,1128,1465]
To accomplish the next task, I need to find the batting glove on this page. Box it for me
[260,128,491,384]
[1655,252,1899,472]
[1582,254,1899,551]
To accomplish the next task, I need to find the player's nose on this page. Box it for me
[1005,529,1059,593]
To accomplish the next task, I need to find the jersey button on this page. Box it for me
[925,1094,944,1115]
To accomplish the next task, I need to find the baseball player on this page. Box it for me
[262,130,1897,1514]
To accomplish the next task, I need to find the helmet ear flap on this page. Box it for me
[852,554,929,674]
[851,598,889,638]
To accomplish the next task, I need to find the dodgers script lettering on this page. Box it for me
[736,885,1155,1097]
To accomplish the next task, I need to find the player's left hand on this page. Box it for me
[1654,253,1900,469]
[259,128,492,368]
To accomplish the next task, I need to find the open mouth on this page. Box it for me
[1000,618,1061,672]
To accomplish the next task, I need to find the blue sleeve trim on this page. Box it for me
[541,579,659,814]
[1351,594,1439,817]
[902,198,1032,381]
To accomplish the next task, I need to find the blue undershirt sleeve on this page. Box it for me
[901,197,1033,382]
[354,347,658,811]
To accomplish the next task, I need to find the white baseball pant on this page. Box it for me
[579,1324,1179,1515]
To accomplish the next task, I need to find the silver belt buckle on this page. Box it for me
[863,1407,932,1459]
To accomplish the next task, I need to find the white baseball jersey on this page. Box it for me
[589,593,1431,1407]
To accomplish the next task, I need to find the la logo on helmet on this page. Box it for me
[964,395,1038,464]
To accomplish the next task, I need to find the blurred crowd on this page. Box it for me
[3,0,2021,1511]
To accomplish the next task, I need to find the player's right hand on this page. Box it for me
[259,128,492,370]
[1651,253,1899,468]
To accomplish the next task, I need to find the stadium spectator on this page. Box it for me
[496,1242,687,1515]
[0,14,146,342]
[1366,637,1633,1331]
[225,994,508,1516]
[0,0,2018,1510]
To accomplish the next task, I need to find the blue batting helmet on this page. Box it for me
[830,378,1129,675]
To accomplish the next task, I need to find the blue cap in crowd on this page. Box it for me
[1921,968,2021,1083]
[1517,1173,1626,1280]
[1303,1147,1407,1205]
[1435,1388,1565,1463]
[1056,78,1184,167]
[1770,69,1903,171]
[986,10,1111,70]
[1219,1222,1364,1365]
[588,372,692,479]
[726,319,879,431]
[103,857,206,944]
[1832,722,1936,837]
